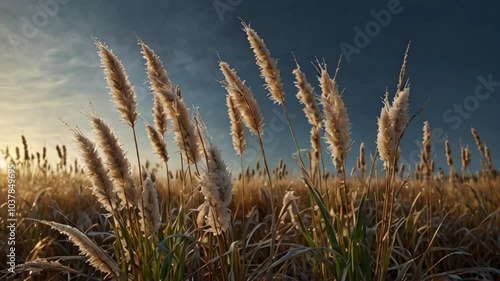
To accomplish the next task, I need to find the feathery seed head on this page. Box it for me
[95,38,138,127]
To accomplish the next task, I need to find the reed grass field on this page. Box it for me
[1,23,500,281]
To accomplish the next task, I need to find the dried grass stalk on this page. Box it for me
[310,126,320,177]
[226,94,246,155]
[199,144,233,234]
[95,38,138,127]
[145,122,169,163]
[243,23,285,105]
[319,66,351,171]
[377,91,395,169]
[139,177,161,235]
[484,145,492,171]
[73,129,116,214]
[90,116,137,206]
[17,259,80,275]
[445,136,453,168]
[471,128,483,154]
[219,61,264,136]
[282,189,300,228]
[357,142,366,175]
[157,87,201,164]
[139,40,171,136]
[38,220,120,278]
[293,64,321,128]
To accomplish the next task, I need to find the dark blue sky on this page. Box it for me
[1,0,499,173]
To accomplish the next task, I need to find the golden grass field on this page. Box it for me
[1,24,499,281]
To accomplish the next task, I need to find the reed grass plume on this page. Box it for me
[461,146,471,173]
[22,135,29,161]
[471,128,483,154]
[484,145,493,171]
[95,38,138,127]
[38,220,120,278]
[282,189,300,228]
[219,61,264,136]
[226,94,246,156]
[310,126,320,177]
[145,121,169,163]
[377,54,410,170]
[243,23,285,105]
[90,115,137,206]
[73,128,116,214]
[293,63,322,128]
[157,87,201,164]
[140,40,171,136]
[199,144,233,234]
[140,177,161,235]
[445,136,453,168]
[319,65,351,171]
[357,142,366,174]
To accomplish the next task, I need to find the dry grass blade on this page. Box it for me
[17,258,81,275]
[37,220,120,279]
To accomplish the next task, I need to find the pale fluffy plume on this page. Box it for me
[95,38,138,127]
[90,116,137,206]
[377,91,395,169]
[139,40,171,136]
[388,87,410,142]
[156,87,201,164]
[73,129,117,214]
[199,144,233,234]
[319,66,351,171]
[139,177,161,235]
[38,220,120,278]
[145,122,169,163]
[139,39,173,93]
[219,61,264,136]
[293,64,322,127]
[376,48,411,170]
[244,23,285,105]
[226,94,246,156]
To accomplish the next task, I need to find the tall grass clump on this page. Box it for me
[5,24,499,281]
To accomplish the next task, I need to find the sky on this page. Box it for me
[1,0,499,175]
